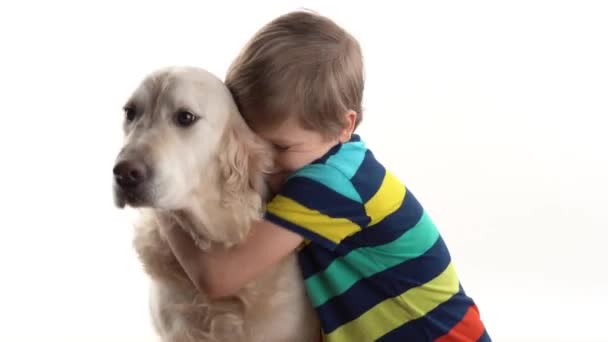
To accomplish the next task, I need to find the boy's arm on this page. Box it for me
[163,219,303,299]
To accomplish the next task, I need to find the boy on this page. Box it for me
[164,10,491,341]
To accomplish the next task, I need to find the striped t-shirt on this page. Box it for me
[265,135,490,341]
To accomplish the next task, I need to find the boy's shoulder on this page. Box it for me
[298,134,373,177]
[288,162,363,204]
[287,134,392,203]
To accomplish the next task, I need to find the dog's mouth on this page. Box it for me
[113,183,152,209]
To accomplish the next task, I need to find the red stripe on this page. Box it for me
[435,305,485,342]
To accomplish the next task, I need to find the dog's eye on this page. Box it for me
[124,106,137,123]
[175,110,199,127]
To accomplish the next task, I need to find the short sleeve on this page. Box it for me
[265,164,370,250]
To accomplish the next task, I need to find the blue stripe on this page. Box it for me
[290,164,362,203]
[324,140,367,180]
[317,235,453,333]
[478,329,492,342]
[350,134,362,142]
[298,243,336,280]
[341,188,424,248]
[298,189,423,279]
[278,177,370,228]
[377,288,477,341]
[350,149,385,202]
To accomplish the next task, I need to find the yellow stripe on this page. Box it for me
[326,263,460,342]
[267,195,361,244]
[364,170,406,226]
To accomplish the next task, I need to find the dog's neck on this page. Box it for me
[167,155,262,248]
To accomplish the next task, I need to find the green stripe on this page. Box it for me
[304,211,439,308]
[325,141,367,180]
[291,164,362,203]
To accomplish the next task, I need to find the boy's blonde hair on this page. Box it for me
[225,10,364,138]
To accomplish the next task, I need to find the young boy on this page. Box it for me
[164,10,491,341]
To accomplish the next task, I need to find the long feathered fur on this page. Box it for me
[119,66,318,342]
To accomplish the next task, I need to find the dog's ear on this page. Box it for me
[218,114,273,218]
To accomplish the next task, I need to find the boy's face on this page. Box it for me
[255,117,340,191]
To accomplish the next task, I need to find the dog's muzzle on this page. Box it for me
[113,159,149,188]
[112,158,151,208]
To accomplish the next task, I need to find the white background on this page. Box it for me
[1,1,607,341]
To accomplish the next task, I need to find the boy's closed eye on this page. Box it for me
[272,143,291,151]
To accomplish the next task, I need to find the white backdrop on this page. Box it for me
[0,1,606,341]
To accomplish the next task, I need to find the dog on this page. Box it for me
[112,66,318,341]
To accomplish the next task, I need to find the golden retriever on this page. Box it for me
[112,66,318,341]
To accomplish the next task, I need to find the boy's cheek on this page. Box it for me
[276,152,308,173]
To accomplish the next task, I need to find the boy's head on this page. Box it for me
[225,10,364,178]
[226,10,364,136]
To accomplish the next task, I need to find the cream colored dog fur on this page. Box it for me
[113,66,318,341]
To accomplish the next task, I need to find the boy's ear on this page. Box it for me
[339,110,357,142]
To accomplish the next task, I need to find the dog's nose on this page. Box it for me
[113,160,149,188]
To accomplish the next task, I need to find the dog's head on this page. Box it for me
[113,67,271,219]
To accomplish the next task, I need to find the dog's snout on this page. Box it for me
[113,160,149,188]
